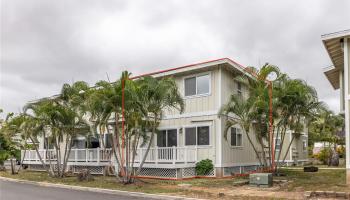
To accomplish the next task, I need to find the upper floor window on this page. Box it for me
[237,82,242,96]
[231,127,242,147]
[184,74,210,96]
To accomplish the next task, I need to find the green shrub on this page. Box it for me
[195,159,213,175]
[0,150,9,165]
[315,148,331,164]
[337,146,345,158]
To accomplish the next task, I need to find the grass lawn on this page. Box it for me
[275,168,348,192]
[0,168,348,199]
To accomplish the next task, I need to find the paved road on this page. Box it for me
[0,180,159,200]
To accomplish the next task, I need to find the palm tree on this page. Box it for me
[275,79,321,166]
[133,76,184,176]
[220,64,281,167]
[220,95,264,165]
[309,108,344,166]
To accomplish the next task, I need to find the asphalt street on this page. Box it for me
[0,179,161,200]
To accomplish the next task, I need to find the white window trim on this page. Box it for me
[236,81,242,95]
[230,127,243,148]
[156,128,179,147]
[183,124,211,147]
[274,138,282,152]
[183,72,211,99]
[302,140,307,152]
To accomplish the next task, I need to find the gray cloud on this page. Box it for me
[1,0,350,116]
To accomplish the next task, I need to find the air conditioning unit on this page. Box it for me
[249,173,273,187]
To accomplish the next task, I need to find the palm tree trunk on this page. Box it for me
[243,127,263,166]
[276,126,287,167]
[136,117,157,175]
[61,135,73,178]
[17,142,27,173]
[29,136,51,175]
[130,134,140,183]
[281,135,295,165]
[10,158,15,175]
[258,137,268,166]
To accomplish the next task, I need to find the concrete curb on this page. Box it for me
[0,176,203,200]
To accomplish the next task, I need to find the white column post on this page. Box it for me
[195,146,198,162]
[173,146,176,165]
[85,149,88,162]
[344,38,350,185]
[43,150,46,163]
[75,149,77,163]
[97,147,100,164]
[155,146,158,164]
[184,146,188,164]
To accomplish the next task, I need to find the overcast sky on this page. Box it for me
[1,0,350,117]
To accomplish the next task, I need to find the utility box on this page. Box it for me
[249,173,273,187]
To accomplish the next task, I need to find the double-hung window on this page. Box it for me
[275,138,282,151]
[231,127,243,147]
[302,141,307,152]
[184,74,210,96]
[237,82,242,96]
[157,129,177,147]
[185,126,210,146]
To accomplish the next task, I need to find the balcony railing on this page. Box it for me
[133,146,199,164]
[22,146,211,165]
[22,148,112,164]
[68,148,112,163]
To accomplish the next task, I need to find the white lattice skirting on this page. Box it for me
[72,165,104,175]
[182,167,196,178]
[137,168,177,178]
[28,164,47,171]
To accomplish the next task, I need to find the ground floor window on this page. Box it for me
[157,129,177,147]
[72,138,86,149]
[275,138,281,151]
[185,126,210,146]
[231,127,242,147]
[302,140,307,151]
[105,133,113,148]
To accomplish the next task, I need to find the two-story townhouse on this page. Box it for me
[22,58,308,179]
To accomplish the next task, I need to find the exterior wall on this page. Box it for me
[293,134,308,161]
[158,115,217,163]
[159,67,220,165]
[345,38,350,173]
[220,67,261,166]
[221,117,262,166]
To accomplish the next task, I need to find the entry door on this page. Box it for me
[157,129,177,147]
[157,129,177,160]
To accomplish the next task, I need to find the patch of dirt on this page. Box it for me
[157,181,305,199]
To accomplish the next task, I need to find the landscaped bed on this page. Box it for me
[0,168,348,200]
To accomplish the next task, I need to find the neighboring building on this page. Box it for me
[22,58,308,179]
[322,29,350,184]
[312,142,331,155]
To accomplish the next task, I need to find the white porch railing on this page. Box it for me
[68,148,112,163]
[22,149,57,163]
[22,148,112,164]
[133,146,198,164]
[22,146,211,165]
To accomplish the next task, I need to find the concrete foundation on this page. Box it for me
[215,167,223,178]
